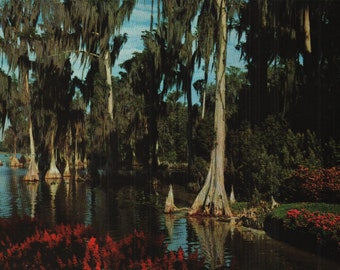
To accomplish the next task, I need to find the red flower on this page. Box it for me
[177,247,185,261]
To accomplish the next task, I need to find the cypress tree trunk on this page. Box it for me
[24,119,39,181]
[10,133,20,167]
[304,4,311,53]
[24,73,39,181]
[45,130,62,180]
[189,0,232,217]
[63,128,71,178]
[104,50,114,120]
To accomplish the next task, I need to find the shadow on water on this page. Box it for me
[0,161,339,270]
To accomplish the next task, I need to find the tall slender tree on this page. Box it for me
[64,0,136,175]
[0,0,42,180]
[189,0,236,217]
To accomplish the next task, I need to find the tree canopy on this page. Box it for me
[0,0,338,204]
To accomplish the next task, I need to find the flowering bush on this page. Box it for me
[285,208,340,245]
[286,166,340,202]
[0,218,205,270]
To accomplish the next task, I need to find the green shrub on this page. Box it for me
[191,156,209,185]
[227,115,325,201]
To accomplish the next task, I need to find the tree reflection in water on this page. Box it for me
[45,178,62,225]
[164,211,188,242]
[188,217,231,269]
[24,182,39,217]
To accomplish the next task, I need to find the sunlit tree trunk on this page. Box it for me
[164,184,189,213]
[201,89,206,119]
[304,4,311,53]
[45,130,62,179]
[10,132,20,167]
[23,73,39,181]
[104,50,114,120]
[189,0,232,217]
[186,67,194,176]
[63,127,72,178]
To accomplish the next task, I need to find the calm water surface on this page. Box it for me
[0,155,339,269]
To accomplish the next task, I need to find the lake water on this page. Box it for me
[0,154,339,269]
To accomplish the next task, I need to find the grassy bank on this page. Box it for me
[264,202,340,262]
[270,202,340,218]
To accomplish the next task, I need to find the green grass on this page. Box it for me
[230,201,248,214]
[271,202,340,219]
[229,201,340,218]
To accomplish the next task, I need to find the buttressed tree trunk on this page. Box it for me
[23,73,39,181]
[10,133,20,167]
[189,0,232,217]
[164,184,189,214]
[24,119,39,181]
[45,130,62,180]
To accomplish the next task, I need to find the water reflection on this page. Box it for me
[0,165,28,217]
[0,161,339,270]
[45,178,61,224]
[188,217,231,269]
[24,181,39,217]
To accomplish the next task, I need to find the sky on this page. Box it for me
[112,1,245,83]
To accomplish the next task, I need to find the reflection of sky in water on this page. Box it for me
[0,174,11,217]
[163,217,188,251]
[0,159,28,217]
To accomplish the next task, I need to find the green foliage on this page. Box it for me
[193,113,214,161]
[158,91,187,164]
[0,141,7,152]
[323,138,340,167]
[191,156,209,185]
[227,115,325,201]
[230,201,248,214]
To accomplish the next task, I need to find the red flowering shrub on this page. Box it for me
[286,209,301,220]
[0,218,205,270]
[285,208,340,245]
[287,166,340,202]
